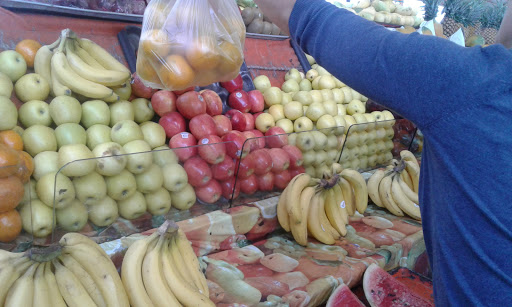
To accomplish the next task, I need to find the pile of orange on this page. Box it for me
[0,130,34,243]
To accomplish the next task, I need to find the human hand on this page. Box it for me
[253,0,297,35]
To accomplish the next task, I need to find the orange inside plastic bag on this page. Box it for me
[137,0,246,91]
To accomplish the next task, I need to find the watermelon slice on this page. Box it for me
[363,264,433,307]
[326,284,366,307]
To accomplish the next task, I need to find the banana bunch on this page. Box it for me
[367,150,421,220]
[122,220,214,307]
[34,28,130,102]
[0,232,129,307]
[277,166,368,246]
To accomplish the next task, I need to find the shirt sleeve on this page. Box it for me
[288,0,512,128]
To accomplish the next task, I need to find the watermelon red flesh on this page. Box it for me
[363,264,434,307]
[326,284,366,307]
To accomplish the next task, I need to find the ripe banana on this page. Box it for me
[78,38,130,73]
[121,234,157,307]
[33,263,52,307]
[277,184,291,232]
[286,173,312,223]
[59,232,109,259]
[398,173,419,204]
[338,177,356,216]
[5,262,37,307]
[51,68,72,96]
[324,188,347,236]
[404,160,420,193]
[332,182,349,224]
[317,192,342,240]
[53,260,97,307]
[400,169,414,191]
[340,169,368,214]
[65,40,130,87]
[34,38,60,87]
[367,169,386,207]
[290,186,315,246]
[142,236,181,307]
[168,235,196,289]
[175,229,209,296]
[73,40,105,69]
[307,191,335,245]
[391,175,421,220]
[43,262,67,307]
[0,256,32,305]
[378,174,404,216]
[400,150,420,169]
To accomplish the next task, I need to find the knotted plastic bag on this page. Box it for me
[136,0,246,90]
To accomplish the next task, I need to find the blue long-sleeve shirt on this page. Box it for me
[289,0,512,305]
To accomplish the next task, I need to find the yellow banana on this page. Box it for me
[0,256,32,305]
[59,254,106,307]
[169,235,196,289]
[378,174,404,216]
[338,177,356,216]
[0,249,22,263]
[391,175,421,220]
[103,91,121,103]
[317,191,341,239]
[53,259,97,307]
[400,150,420,168]
[404,160,420,193]
[142,236,181,307]
[5,262,38,307]
[51,68,72,96]
[277,185,291,232]
[73,40,105,69]
[34,38,60,87]
[340,169,368,214]
[324,188,347,236]
[286,173,313,223]
[367,169,386,207]
[400,168,414,191]
[175,229,209,296]
[78,38,130,73]
[307,191,335,245]
[398,173,419,204]
[290,186,315,246]
[33,263,52,307]
[65,40,130,86]
[161,240,215,306]
[121,234,157,307]
[332,182,349,224]
[43,262,67,307]
[59,232,109,259]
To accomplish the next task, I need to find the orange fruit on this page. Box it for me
[136,56,160,84]
[15,39,42,68]
[0,209,22,243]
[0,130,23,151]
[185,37,221,71]
[16,151,33,183]
[158,54,195,90]
[0,176,24,213]
[217,41,243,75]
[0,144,21,178]
[141,30,172,60]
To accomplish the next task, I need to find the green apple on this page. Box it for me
[0,72,13,97]
[281,79,300,93]
[56,199,88,232]
[302,150,316,166]
[284,68,302,83]
[110,100,135,126]
[367,143,377,156]
[344,131,359,149]
[162,163,188,192]
[87,196,119,227]
[346,100,365,116]
[376,153,386,165]
[337,104,347,116]
[385,127,395,140]
[316,164,332,179]
[375,127,386,140]
[360,95,368,102]
[112,80,132,101]
[340,148,352,162]
[304,165,315,177]
[275,118,294,134]
[0,50,27,82]
[19,200,55,237]
[36,171,76,209]
[316,66,330,76]
[309,90,323,104]
[312,150,328,167]
[305,69,318,81]
[93,142,127,176]
[87,124,112,150]
[170,183,196,210]
[18,100,52,128]
[359,144,369,156]
[385,139,394,151]
[341,87,353,103]
[111,120,143,146]
[293,116,314,132]
[153,146,179,167]
[316,114,337,132]
[375,141,387,155]
[312,76,320,90]
[14,73,50,102]
[359,131,369,145]
[33,151,59,181]
[359,155,369,170]
[73,171,107,206]
[383,152,393,164]
[303,106,308,116]
[49,96,82,125]
[105,169,137,201]
[295,132,315,151]
[371,111,385,128]
[367,154,378,167]
[293,91,313,106]
[327,135,338,150]
[367,130,377,143]
[22,125,57,156]
[135,164,164,193]
[334,77,345,88]
[140,121,166,149]
[318,75,336,90]
[58,144,96,177]
[145,187,172,216]
[381,110,396,127]
[320,89,334,102]
[0,97,18,130]
[55,123,87,148]
[19,179,37,206]
[351,89,362,101]
[305,101,326,121]
[340,160,352,170]
[332,88,344,104]
[281,92,292,105]
[255,113,275,133]
[132,98,154,124]
[349,158,361,170]
[299,79,312,91]
[283,101,303,121]
[253,75,271,92]
[311,131,328,151]
[363,113,376,130]
[123,140,153,174]
[352,113,369,132]
[81,100,110,128]
[118,191,147,220]
[263,87,282,107]
[268,104,285,122]
[343,115,357,134]
[288,133,297,146]
[12,125,24,136]
[337,134,346,150]
[333,115,346,136]
[323,100,338,117]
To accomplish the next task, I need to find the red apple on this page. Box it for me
[176,91,206,119]
[189,114,217,140]
[222,131,249,159]
[265,126,288,148]
[282,145,304,168]
[184,157,212,187]
[237,155,255,179]
[131,72,158,99]
[169,132,198,162]
[242,131,259,152]
[257,172,274,191]
[244,113,255,130]
[240,175,258,195]
[220,74,243,93]
[159,111,186,138]
[228,90,251,113]
[201,89,223,116]
[253,112,264,120]
[173,87,194,96]
[198,135,226,165]
[269,148,290,172]
[213,115,232,137]
[248,90,265,113]
[250,129,266,149]
[151,90,177,116]
[274,170,291,190]
[250,149,273,175]
[195,179,222,204]
[221,177,240,199]
[289,166,305,178]
[211,157,236,181]
[225,109,248,132]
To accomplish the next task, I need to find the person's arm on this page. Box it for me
[255,0,512,128]
[496,1,512,48]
